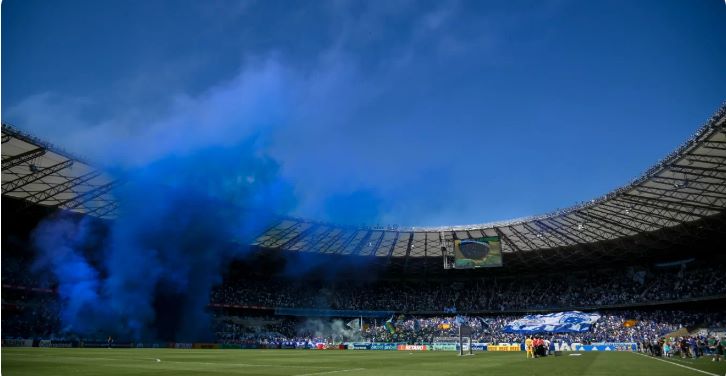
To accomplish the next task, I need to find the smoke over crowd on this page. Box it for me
[298,319,364,343]
[32,143,296,341]
[28,62,307,341]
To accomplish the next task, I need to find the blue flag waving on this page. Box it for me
[503,311,600,333]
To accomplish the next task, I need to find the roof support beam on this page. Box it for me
[602,200,685,225]
[276,224,320,250]
[637,183,726,202]
[21,170,102,206]
[2,159,74,193]
[664,167,726,181]
[648,176,726,196]
[423,233,430,258]
[349,230,375,256]
[545,217,593,243]
[260,222,305,248]
[622,193,722,212]
[317,229,352,254]
[588,205,659,230]
[560,212,623,239]
[636,184,726,209]
[56,181,117,210]
[386,231,401,258]
[680,154,726,166]
[333,230,365,255]
[580,209,642,234]
[522,221,563,248]
[404,232,414,258]
[493,227,522,253]
[669,163,726,174]
[403,233,420,271]
[2,147,46,170]
[507,225,539,251]
[360,231,385,256]
[618,195,712,218]
[535,219,581,246]
[304,226,338,252]
[86,201,119,218]
[251,220,287,245]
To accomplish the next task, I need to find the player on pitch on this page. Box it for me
[525,336,534,358]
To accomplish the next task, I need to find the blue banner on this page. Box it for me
[503,311,600,333]
[471,343,488,351]
[575,344,636,351]
[370,343,400,350]
[552,342,637,352]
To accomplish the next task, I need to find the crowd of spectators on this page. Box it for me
[210,265,726,312]
[208,310,726,347]
[1,289,60,339]
[3,256,725,349]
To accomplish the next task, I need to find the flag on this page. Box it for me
[413,319,421,332]
[347,318,360,331]
[384,315,396,334]
[478,317,490,328]
[503,311,601,334]
[623,319,637,328]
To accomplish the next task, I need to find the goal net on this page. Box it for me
[433,336,472,355]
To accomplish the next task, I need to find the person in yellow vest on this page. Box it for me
[525,336,534,358]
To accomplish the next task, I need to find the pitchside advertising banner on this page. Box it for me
[1,339,33,347]
[487,344,522,351]
[553,342,637,352]
[454,236,503,268]
[503,311,601,333]
[397,344,429,351]
[348,343,372,350]
[353,342,634,352]
[432,343,458,351]
[369,343,400,350]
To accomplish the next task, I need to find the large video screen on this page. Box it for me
[454,236,502,268]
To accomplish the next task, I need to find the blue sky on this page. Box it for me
[3,0,725,227]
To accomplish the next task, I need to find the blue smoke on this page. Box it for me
[32,215,108,334]
[27,59,383,341]
[32,141,295,341]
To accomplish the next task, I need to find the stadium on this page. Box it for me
[2,2,726,376]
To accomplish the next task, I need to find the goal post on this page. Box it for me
[459,324,473,356]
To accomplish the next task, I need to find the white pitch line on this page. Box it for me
[294,368,365,376]
[632,352,719,376]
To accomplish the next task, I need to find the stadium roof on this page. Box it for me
[1,124,118,219]
[255,105,726,263]
[2,104,726,268]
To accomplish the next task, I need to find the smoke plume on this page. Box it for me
[297,318,364,343]
[30,62,298,341]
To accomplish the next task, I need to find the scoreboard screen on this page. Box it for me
[453,236,502,268]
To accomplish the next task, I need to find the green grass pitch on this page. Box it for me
[3,348,726,376]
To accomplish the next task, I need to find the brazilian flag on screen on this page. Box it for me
[454,236,502,268]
